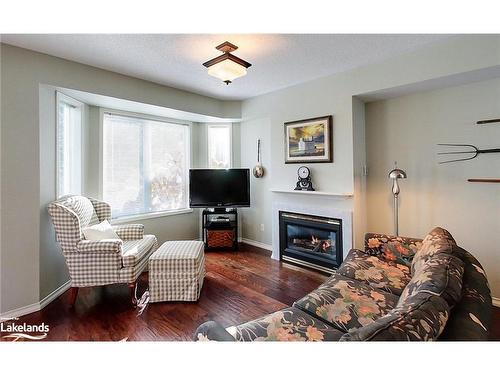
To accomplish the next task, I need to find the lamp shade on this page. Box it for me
[388,168,407,179]
[388,165,406,236]
[207,58,247,83]
[203,41,251,84]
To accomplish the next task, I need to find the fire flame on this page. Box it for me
[310,235,332,252]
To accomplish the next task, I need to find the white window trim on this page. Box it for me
[207,123,232,169]
[111,208,194,225]
[99,107,192,220]
[55,91,84,198]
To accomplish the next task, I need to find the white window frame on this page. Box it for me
[207,123,232,169]
[99,108,193,223]
[56,91,84,198]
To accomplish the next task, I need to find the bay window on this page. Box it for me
[102,111,190,219]
[207,124,232,169]
[56,92,83,198]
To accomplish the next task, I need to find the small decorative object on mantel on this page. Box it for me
[252,139,265,178]
[437,143,500,164]
[294,166,315,191]
[388,162,407,236]
[284,115,333,164]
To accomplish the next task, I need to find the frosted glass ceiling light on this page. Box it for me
[203,41,251,85]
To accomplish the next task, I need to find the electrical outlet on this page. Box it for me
[260,223,265,232]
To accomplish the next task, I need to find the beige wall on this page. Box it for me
[0,43,239,314]
[239,35,500,249]
[240,117,273,243]
[365,78,500,299]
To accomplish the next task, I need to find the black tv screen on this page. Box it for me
[189,169,250,208]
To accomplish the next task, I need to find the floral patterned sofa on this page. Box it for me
[194,227,492,341]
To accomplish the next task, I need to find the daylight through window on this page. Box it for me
[102,112,190,219]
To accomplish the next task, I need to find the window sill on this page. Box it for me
[111,208,194,224]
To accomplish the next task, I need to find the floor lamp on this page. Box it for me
[388,163,407,236]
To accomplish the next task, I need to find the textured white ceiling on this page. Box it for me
[1,34,451,100]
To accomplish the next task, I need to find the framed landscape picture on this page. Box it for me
[284,115,333,163]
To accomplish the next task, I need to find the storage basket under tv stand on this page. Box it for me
[202,208,238,251]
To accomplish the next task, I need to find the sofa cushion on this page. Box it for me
[365,233,422,266]
[398,253,464,309]
[121,234,157,268]
[229,306,345,341]
[411,227,456,274]
[293,274,399,332]
[338,249,411,295]
[340,292,450,341]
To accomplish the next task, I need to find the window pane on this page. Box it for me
[103,113,189,219]
[57,95,82,198]
[208,125,231,168]
[103,114,143,218]
[149,121,189,213]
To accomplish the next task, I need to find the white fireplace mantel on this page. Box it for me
[270,188,353,197]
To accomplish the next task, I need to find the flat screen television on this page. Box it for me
[189,169,250,208]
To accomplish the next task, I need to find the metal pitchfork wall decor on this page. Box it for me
[436,117,500,183]
[437,143,500,164]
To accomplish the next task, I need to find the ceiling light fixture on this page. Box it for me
[203,41,252,85]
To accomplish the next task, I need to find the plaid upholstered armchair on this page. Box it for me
[48,195,158,306]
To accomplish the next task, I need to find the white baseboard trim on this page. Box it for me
[0,280,71,320]
[40,280,72,310]
[0,301,40,321]
[240,237,273,252]
[492,297,500,308]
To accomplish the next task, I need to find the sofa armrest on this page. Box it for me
[363,232,422,257]
[77,239,122,254]
[194,321,237,341]
[112,224,144,241]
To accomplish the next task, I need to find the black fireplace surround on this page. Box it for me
[279,211,342,274]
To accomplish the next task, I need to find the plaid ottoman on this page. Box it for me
[149,241,205,302]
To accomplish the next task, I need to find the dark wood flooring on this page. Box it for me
[490,307,500,341]
[2,242,499,341]
[2,243,327,341]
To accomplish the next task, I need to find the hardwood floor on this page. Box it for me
[2,242,499,341]
[2,243,327,341]
[490,306,500,341]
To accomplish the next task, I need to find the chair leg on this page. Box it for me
[69,287,79,307]
[129,282,137,306]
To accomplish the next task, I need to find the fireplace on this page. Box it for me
[279,211,342,274]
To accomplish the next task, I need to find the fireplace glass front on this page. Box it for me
[279,211,342,273]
